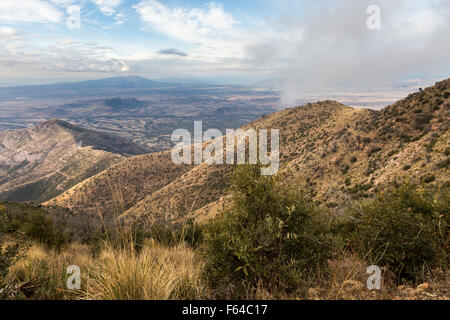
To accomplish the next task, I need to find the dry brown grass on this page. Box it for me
[3,239,448,300]
[5,242,91,299]
[3,239,205,300]
[84,239,205,300]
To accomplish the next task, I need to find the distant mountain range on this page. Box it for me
[62,76,161,89]
[0,75,165,90]
[0,76,175,100]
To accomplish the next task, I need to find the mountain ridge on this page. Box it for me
[0,119,150,202]
[45,79,449,226]
[0,76,162,90]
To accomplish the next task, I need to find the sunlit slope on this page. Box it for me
[46,80,449,225]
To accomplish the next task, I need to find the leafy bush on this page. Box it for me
[202,165,333,296]
[425,138,437,153]
[347,184,448,283]
[341,164,350,174]
[0,244,19,279]
[422,174,436,184]
[444,148,450,156]
[23,213,66,248]
[415,113,433,125]
[0,206,7,234]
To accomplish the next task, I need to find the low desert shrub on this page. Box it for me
[23,213,67,248]
[203,165,333,297]
[346,184,448,283]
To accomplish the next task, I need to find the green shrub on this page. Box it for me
[202,165,332,296]
[23,213,66,248]
[347,184,448,283]
[0,244,19,279]
[415,113,433,125]
[341,164,350,174]
[425,138,437,153]
[176,219,203,249]
[0,206,7,234]
[444,148,450,156]
[422,174,436,184]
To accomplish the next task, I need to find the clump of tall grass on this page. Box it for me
[83,239,205,300]
[2,237,205,300]
[4,243,91,299]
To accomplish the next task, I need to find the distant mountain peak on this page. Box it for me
[118,75,150,81]
[78,75,157,88]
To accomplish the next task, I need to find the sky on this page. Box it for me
[0,0,449,102]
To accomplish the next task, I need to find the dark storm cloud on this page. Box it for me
[157,48,188,57]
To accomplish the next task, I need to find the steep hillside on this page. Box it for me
[191,80,449,220]
[0,120,149,202]
[120,163,232,225]
[44,151,193,219]
[120,101,369,224]
[46,79,450,226]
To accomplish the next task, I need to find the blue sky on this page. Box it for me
[0,0,449,101]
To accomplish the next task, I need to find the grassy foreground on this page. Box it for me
[1,236,448,300]
[0,165,448,300]
[1,239,205,300]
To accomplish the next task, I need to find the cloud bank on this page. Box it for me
[243,0,450,103]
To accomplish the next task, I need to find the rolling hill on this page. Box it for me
[0,119,150,203]
[45,79,449,226]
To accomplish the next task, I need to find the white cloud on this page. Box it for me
[134,1,236,43]
[391,8,447,38]
[0,27,23,38]
[50,0,77,6]
[114,12,126,25]
[92,0,122,16]
[134,0,246,65]
[0,0,448,90]
[0,35,130,74]
[0,0,62,23]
